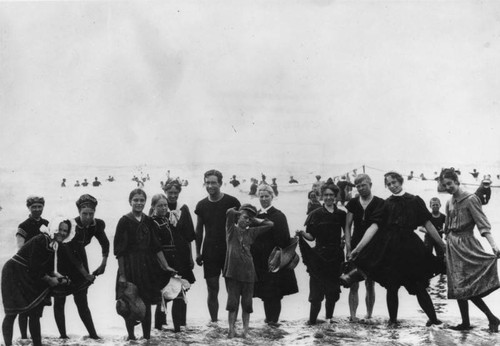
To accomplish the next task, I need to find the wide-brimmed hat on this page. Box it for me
[116,282,146,324]
[161,275,191,301]
[268,237,299,273]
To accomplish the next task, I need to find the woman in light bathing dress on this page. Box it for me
[439,168,500,332]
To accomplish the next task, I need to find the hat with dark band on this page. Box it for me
[76,194,98,210]
[26,196,45,207]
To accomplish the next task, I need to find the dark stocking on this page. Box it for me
[74,290,98,338]
[154,304,166,330]
[325,298,336,319]
[141,304,152,339]
[264,299,282,323]
[309,301,321,324]
[54,296,68,338]
[387,288,399,323]
[172,299,184,332]
[28,314,42,346]
[2,314,16,346]
[18,313,28,339]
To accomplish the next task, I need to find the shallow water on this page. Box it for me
[2,163,500,345]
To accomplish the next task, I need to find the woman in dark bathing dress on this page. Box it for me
[350,171,445,327]
[150,180,195,332]
[114,188,176,340]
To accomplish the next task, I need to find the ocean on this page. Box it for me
[1,162,500,346]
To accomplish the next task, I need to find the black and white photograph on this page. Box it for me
[1,1,500,345]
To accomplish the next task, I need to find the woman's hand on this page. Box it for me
[295,230,304,237]
[163,265,178,274]
[349,248,360,261]
[92,264,106,276]
[492,244,500,258]
[85,273,96,283]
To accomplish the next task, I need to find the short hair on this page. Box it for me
[384,171,404,186]
[129,188,147,202]
[321,183,339,196]
[308,190,317,199]
[257,184,274,197]
[354,174,372,185]
[439,168,460,185]
[429,197,441,206]
[163,180,182,193]
[204,169,223,184]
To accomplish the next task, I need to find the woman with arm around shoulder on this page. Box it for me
[114,189,175,341]
[440,168,500,332]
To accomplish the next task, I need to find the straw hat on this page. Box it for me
[115,282,146,324]
[162,276,191,301]
[268,237,299,273]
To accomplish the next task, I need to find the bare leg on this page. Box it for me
[349,281,359,321]
[206,276,220,322]
[228,311,237,338]
[365,279,375,319]
[242,311,250,338]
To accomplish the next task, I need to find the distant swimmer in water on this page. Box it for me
[107,175,115,182]
[420,173,427,181]
[61,178,66,187]
[74,180,80,187]
[82,179,89,187]
[229,175,240,188]
[408,171,414,180]
[249,178,258,196]
[312,175,324,195]
[92,177,101,187]
[289,176,298,184]
[470,169,480,180]
[260,173,268,185]
[270,178,279,196]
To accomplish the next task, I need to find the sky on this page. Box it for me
[1,0,500,169]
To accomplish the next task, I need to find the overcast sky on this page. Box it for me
[1,0,499,169]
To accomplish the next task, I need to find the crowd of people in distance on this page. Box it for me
[2,167,500,346]
[61,177,105,188]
